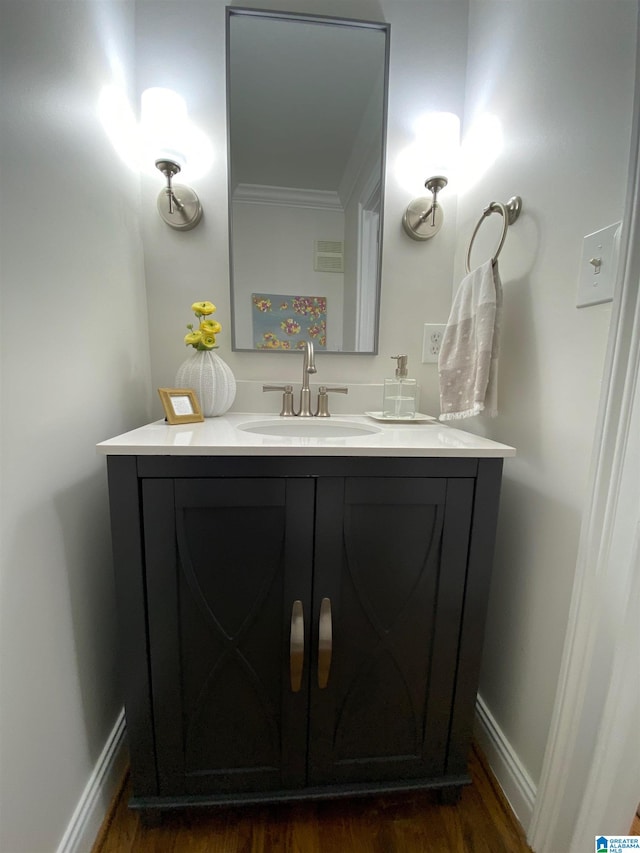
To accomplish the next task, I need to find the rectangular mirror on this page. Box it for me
[226,8,390,354]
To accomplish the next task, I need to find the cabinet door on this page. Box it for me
[308,477,474,786]
[143,477,314,797]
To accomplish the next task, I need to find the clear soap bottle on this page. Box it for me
[382,354,418,419]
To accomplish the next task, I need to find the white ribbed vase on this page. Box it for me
[175,349,236,417]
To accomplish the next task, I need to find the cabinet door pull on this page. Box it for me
[318,597,333,689]
[290,600,304,693]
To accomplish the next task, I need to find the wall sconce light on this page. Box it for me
[402,175,448,241]
[141,88,204,232]
[154,158,202,231]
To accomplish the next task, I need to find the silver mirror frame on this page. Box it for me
[225,7,390,355]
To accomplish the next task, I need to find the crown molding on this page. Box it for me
[232,183,342,210]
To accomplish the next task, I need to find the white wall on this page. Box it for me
[458,0,637,802]
[0,2,150,850]
[135,0,470,417]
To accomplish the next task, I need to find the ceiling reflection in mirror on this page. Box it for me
[227,9,389,353]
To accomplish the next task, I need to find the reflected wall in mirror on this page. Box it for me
[226,8,390,353]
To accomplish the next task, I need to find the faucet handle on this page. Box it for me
[315,385,348,417]
[263,384,295,417]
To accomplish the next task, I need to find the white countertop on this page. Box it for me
[97,413,516,458]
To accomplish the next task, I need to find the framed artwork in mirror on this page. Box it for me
[158,388,204,424]
[252,293,327,350]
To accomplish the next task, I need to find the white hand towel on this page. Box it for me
[438,259,502,420]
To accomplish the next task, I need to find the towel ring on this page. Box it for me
[465,195,522,273]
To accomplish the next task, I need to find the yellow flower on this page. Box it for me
[183,302,222,349]
[192,301,216,316]
[200,333,217,349]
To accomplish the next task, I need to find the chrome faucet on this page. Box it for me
[298,341,317,417]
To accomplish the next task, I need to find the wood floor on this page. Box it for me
[92,745,532,853]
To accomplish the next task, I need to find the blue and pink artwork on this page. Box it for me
[251,293,327,350]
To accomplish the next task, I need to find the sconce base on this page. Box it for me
[157,185,203,231]
[402,197,444,241]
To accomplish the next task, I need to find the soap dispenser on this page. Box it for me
[382,354,418,419]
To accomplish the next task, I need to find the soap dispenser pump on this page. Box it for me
[382,354,418,419]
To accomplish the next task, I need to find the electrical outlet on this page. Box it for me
[422,324,446,363]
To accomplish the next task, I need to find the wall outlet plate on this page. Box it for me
[422,324,446,363]
[576,222,621,308]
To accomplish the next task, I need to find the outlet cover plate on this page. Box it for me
[576,222,621,308]
[422,324,446,363]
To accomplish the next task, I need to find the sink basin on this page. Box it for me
[238,419,381,439]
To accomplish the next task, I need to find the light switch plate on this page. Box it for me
[576,222,621,308]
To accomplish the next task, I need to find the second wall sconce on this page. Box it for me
[402,175,448,241]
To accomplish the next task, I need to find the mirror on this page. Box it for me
[226,8,390,354]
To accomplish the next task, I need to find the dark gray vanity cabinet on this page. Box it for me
[106,455,503,812]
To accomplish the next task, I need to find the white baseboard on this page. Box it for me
[474,694,537,831]
[56,708,128,853]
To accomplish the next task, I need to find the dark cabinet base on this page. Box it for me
[436,785,464,805]
[130,774,470,812]
[106,455,503,814]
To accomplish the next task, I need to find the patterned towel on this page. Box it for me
[438,259,502,420]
